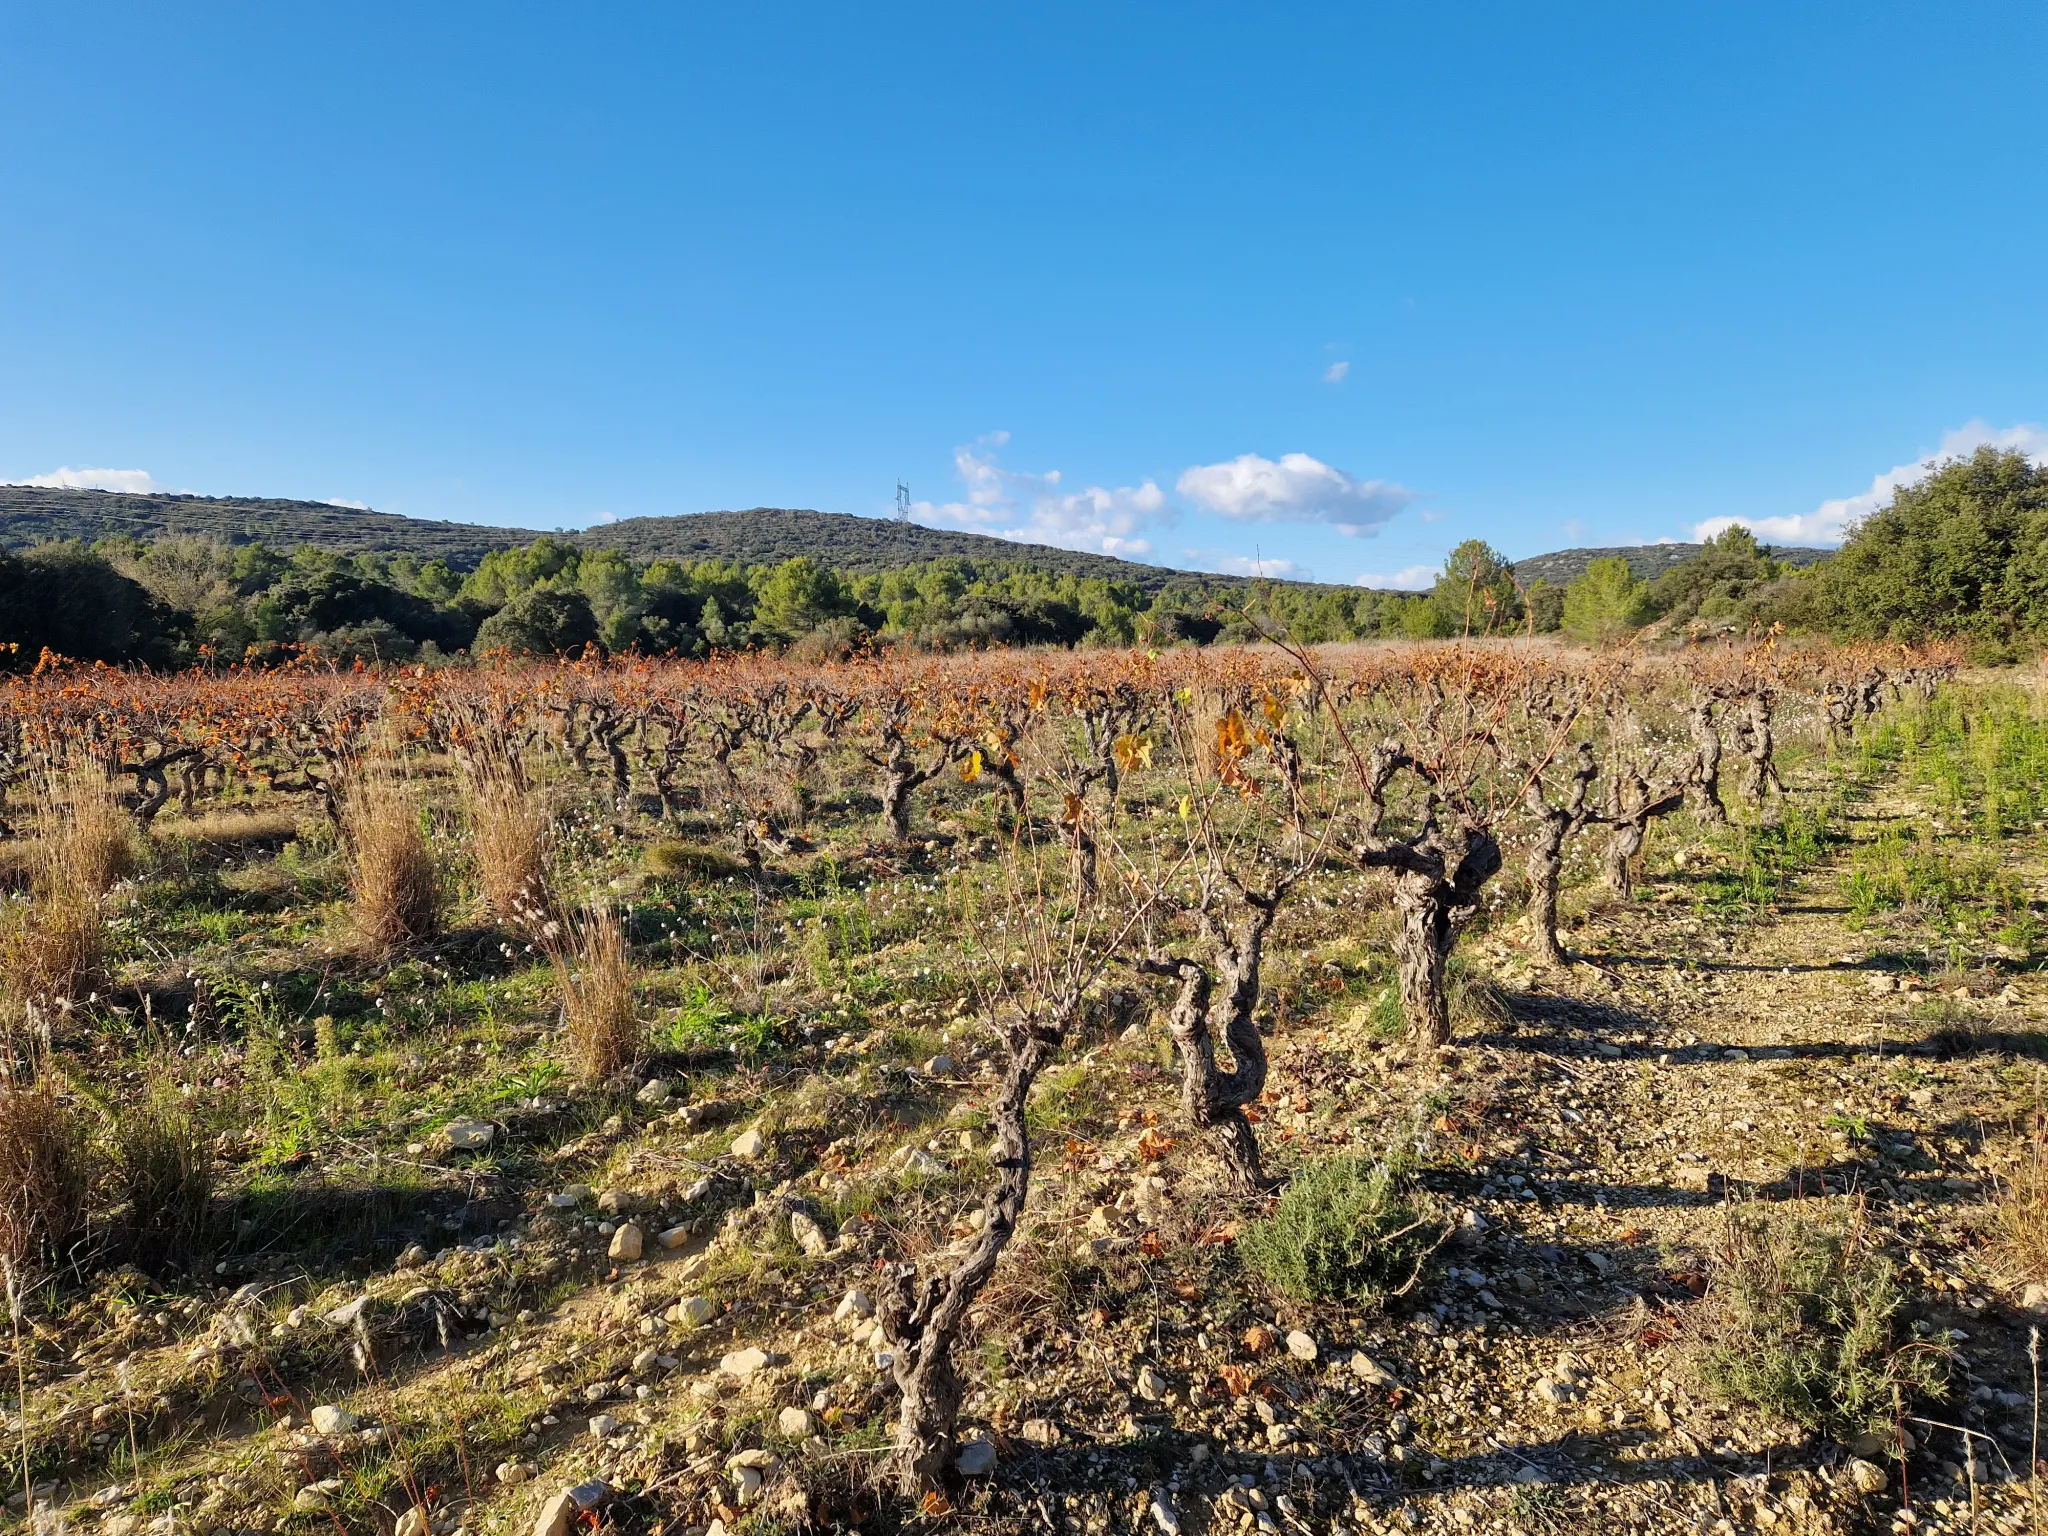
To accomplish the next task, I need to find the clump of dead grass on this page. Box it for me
[116,1084,214,1250]
[153,809,301,849]
[1993,1072,2048,1293]
[0,763,136,1022]
[0,1080,91,1275]
[344,761,439,955]
[459,741,553,930]
[546,901,641,1082]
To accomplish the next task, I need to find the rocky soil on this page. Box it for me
[15,769,2047,1536]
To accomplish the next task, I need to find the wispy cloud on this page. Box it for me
[1355,564,1437,591]
[7,466,160,494]
[321,497,372,510]
[1176,452,1415,538]
[913,436,1172,558]
[1322,360,1351,385]
[1695,421,2048,547]
[1183,548,1307,580]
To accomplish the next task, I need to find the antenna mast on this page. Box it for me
[894,481,911,525]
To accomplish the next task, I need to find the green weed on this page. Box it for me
[1697,1207,1947,1441]
[1238,1155,1440,1305]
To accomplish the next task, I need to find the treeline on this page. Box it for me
[0,531,1553,668]
[1550,447,2048,655]
[4,445,2042,667]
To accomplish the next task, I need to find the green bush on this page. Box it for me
[645,841,748,881]
[1239,1156,1440,1304]
[1698,1209,1947,1440]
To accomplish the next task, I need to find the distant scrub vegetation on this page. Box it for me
[2,445,2044,667]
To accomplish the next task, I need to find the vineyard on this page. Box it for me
[0,639,2043,1536]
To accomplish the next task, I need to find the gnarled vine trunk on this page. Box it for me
[1139,890,1278,1191]
[1687,695,1727,825]
[1735,691,1784,807]
[1523,742,1597,967]
[1603,769,1685,900]
[880,1013,1058,1496]
[1385,819,1501,1045]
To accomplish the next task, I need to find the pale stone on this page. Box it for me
[608,1223,643,1262]
[531,1493,576,1536]
[721,1347,771,1376]
[1350,1353,1397,1386]
[790,1212,830,1257]
[834,1288,873,1321]
[672,1296,715,1327]
[444,1119,494,1150]
[1284,1330,1318,1361]
[777,1407,815,1436]
[309,1405,357,1435]
[730,1129,767,1159]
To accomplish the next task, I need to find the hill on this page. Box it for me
[0,485,535,568]
[577,508,1224,590]
[0,487,1307,592]
[1513,541,1828,588]
[1,484,1835,599]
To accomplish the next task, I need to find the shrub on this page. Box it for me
[344,765,439,954]
[1239,1156,1441,1304]
[0,1082,91,1275]
[1697,1207,1948,1441]
[551,902,641,1083]
[117,1088,214,1249]
[645,841,748,881]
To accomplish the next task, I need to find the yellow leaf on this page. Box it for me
[1215,708,1249,761]
[1177,794,1191,820]
[959,749,982,783]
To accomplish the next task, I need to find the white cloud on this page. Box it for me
[1176,452,1415,538]
[8,466,160,494]
[913,439,1172,558]
[1695,421,2048,547]
[1322,360,1351,385]
[1183,549,1307,580]
[322,498,372,510]
[1355,564,1437,591]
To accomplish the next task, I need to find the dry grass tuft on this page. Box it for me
[548,902,642,1083]
[460,743,554,930]
[0,1081,91,1274]
[0,764,135,1021]
[40,761,140,897]
[116,1084,214,1249]
[344,764,440,955]
[1993,1082,2048,1292]
[153,809,301,849]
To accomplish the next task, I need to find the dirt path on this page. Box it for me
[1306,775,2043,1536]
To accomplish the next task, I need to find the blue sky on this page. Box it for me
[2,4,2043,588]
